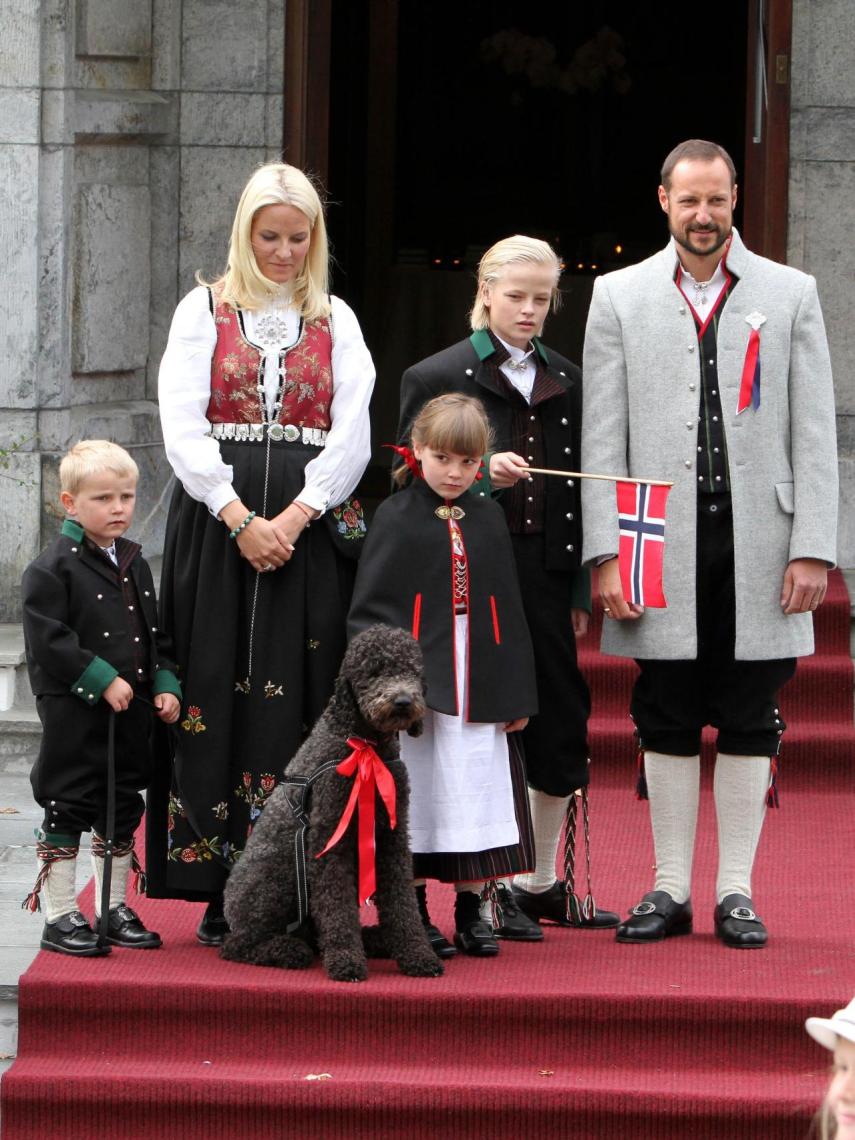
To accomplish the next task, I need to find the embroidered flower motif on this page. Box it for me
[235,677,251,694]
[212,801,229,820]
[242,772,252,789]
[264,680,284,699]
[260,774,276,794]
[331,499,367,541]
[306,638,320,650]
[180,848,197,863]
[181,705,206,734]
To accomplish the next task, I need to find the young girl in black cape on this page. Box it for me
[348,394,538,957]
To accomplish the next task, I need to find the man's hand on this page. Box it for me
[489,451,530,489]
[103,676,134,712]
[781,558,828,614]
[598,556,644,621]
[154,693,181,724]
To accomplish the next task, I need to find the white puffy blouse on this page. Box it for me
[158,286,375,518]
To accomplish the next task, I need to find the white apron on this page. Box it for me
[401,615,518,853]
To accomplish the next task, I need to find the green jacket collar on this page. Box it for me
[469,328,549,365]
[61,518,85,542]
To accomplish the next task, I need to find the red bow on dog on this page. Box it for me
[315,737,397,905]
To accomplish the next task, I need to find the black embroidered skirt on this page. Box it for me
[146,439,355,900]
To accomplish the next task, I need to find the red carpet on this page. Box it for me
[3,572,854,1138]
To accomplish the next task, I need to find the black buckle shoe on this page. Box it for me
[493,885,543,941]
[715,894,767,949]
[104,904,162,949]
[453,891,499,957]
[511,880,620,929]
[616,891,693,943]
[196,899,230,946]
[41,910,111,957]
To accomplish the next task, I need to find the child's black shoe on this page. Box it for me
[453,890,498,957]
[104,904,162,949]
[41,910,110,957]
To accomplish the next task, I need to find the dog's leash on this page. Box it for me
[280,760,341,933]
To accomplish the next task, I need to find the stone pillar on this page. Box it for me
[789,0,855,567]
[0,0,284,620]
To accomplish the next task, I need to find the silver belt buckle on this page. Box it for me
[267,424,284,442]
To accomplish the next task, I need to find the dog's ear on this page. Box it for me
[406,718,424,738]
[332,673,357,714]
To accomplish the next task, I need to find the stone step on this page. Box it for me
[0,625,34,715]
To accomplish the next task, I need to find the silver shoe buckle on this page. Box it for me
[631,901,657,917]
[729,905,757,922]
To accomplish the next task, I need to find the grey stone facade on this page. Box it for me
[790,0,855,566]
[0,0,283,620]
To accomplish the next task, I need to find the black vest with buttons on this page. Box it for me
[677,271,738,495]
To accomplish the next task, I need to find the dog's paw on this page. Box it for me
[398,952,444,978]
[324,955,369,983]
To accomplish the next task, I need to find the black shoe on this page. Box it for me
[453,891,499,957]
[715,894,767,949]
[196,898,230,946]
[102,904,162,949]
[616,890,693,943]
[414,885,456,958]
[493,884,543,941]
[511,880,621,929]
[41,910,111,957]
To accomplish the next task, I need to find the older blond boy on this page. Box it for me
[21,441,180,955]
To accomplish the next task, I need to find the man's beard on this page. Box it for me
[671,222,731,260]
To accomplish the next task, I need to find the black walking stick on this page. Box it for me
[97,709,117,950]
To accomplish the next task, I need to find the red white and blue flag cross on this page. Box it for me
[616,480,671,608]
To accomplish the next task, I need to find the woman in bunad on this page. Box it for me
[147,163,375,944]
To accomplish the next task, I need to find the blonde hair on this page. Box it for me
[394,394,492,486]
[201,163,330,319]
[60,440,139,495]
[469,235,562,331]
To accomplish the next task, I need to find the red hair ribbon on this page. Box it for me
[315,737,398,905]
[384,443,421,480]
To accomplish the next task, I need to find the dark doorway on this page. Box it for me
[319,3,752,486]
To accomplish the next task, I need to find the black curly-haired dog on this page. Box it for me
[221,625,443,982]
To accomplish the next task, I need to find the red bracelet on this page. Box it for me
[292,501,313,525]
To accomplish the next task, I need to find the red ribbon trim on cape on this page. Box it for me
[737,328,761,414]
[315,736,398,905]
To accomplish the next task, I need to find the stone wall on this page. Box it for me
[790,0,855,567]
[0,0,283,620]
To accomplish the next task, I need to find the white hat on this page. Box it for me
[806,997,855,1051]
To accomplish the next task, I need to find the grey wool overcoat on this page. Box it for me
[581,229,838,661]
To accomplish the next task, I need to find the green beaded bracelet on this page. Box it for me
[228,511,256,540]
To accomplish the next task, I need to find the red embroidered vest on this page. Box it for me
[206,289,334,429]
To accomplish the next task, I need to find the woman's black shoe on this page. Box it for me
[196,897,230,946]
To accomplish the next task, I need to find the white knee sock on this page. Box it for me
[42,854,79,923]
[714,753,771,903]
[91,851,132,917]
[514,789,571,894]
[644,751,700,905]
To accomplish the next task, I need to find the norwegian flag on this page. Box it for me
[616,481,671,608]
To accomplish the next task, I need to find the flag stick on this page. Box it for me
[523,466,673,488]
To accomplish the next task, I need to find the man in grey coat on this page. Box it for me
[581,139,838,949]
